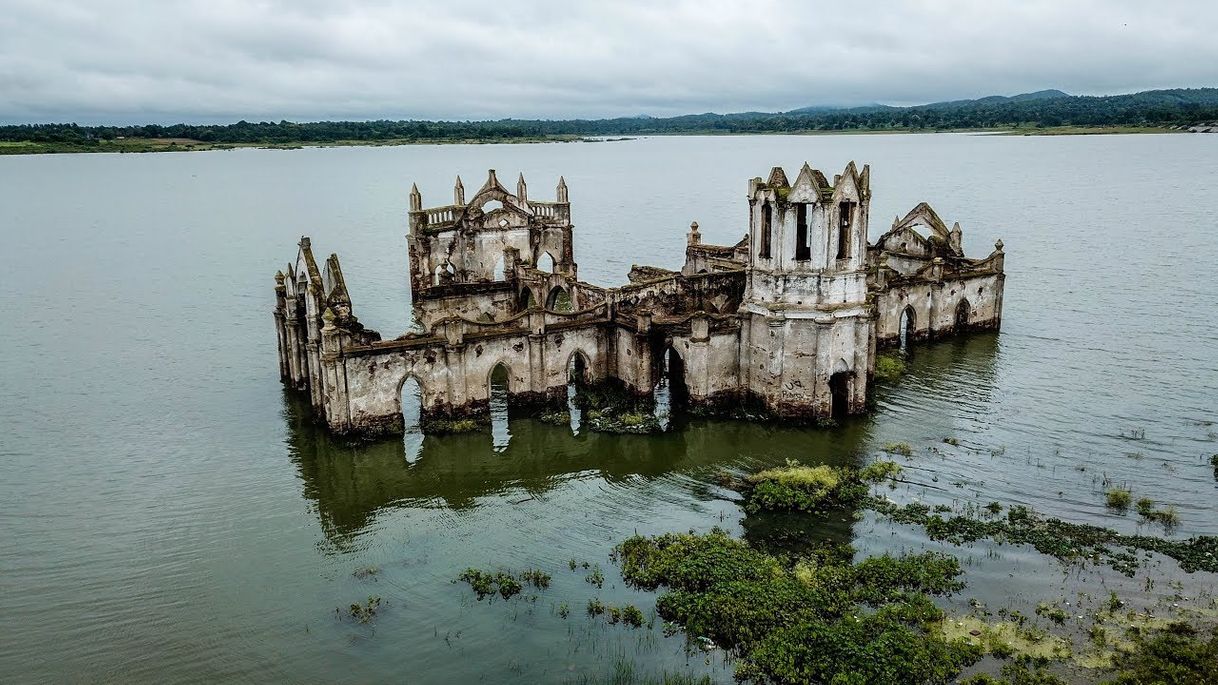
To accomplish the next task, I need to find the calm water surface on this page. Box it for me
[1,135,1217,683]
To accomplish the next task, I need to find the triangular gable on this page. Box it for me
[788,163,828,203]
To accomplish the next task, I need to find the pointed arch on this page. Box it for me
[899,305,916,351]
[491,254,506,281]
[829,359,852,419]
[433,261,455,286]
[567,350,593,384]
[546,285,572,312]
[537,251,556,273]
[519,287,536,311]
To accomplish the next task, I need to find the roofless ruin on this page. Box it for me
[273,163,1005,437]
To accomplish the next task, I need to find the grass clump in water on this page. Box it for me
[883,441,915,457]
[1135,497,1181,529]
[1105,488,1132,511]
[875,353,906,381]
[859,459,903,483]
[615,528,980,684]
[1210,454,1218,479]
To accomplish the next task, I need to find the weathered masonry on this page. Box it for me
[273,163,1005,437]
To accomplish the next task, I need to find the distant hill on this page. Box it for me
[3,88,1218,152]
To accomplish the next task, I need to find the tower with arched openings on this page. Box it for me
[740,162,874,417]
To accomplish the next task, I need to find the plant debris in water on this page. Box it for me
[740,459,900,514]
[615,528,981,684]
[347,595,382,624]
[874,353,906,381]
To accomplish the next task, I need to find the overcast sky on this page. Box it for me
[1,0,1215,124]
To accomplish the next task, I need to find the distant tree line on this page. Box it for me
[4,88,1217,145]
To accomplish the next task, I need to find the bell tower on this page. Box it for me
[741,161,874,420]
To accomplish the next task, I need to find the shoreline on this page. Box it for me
[0,125,1185,156]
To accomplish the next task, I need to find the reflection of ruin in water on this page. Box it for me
[283,332,1005,551]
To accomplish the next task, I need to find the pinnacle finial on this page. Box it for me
[556,175,568,203]
[409,183,422,211]
[995,239,1004,252]
[517,172,527,201]
[454,175,465,205]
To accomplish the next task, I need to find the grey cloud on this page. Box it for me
[0,0,1215,123]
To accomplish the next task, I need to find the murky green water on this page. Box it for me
[2,134,1216,683]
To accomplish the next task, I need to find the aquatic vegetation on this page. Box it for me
[536,410,571,425]
[874,353,906,381]
[347,595,382,624]
[585,564,604,588]
[1134,497,1180,529]
[457,568,525,600]
[1210,454,1218,479]
[742,462,866,514]
[940,616,1071,661]
[603,603,647,628]
[1119,427,1146,441]
[1104,488,1132,511]
[557,602,570,619]
[352,565,380,579]
[602,661,713,685]
[1035,602,1068,625]
[1104,622,1218,684]
[859,459,903,483]
[871,500,1218,575]
[959,662,1067,685]
[615,529,980,684]
[985,501,1004,515]
[943,437,961,446]
[586,598,606,616]
[882,441,915,457]
[519,568,551,589]
[422,417,481,434]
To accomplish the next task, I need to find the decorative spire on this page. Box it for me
[994,239,1004,252]
[556,176,568,203]
[687,221,701,246]
[409,183,422,212]
[517,172,527,202]
[274,270,285,284]
[454,176,465,205]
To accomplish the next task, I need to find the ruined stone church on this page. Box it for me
[273,162,1005,437]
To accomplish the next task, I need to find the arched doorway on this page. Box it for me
[546,285,573,312]
[400,376,424,463]
[489,362,511,451]
[955,299,971,331]
[829,360,852,420]
[653,345,688,428]
[566,351,592,433]
[899,305,916,352]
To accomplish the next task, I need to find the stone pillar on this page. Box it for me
[320,307,351,432]
[273,272,289,381]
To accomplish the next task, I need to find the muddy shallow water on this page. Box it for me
[1,134,1216,683]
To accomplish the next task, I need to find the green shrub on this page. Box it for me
[859,460,903,483]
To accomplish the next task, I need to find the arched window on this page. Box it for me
[759,203,772,259]
[899,305,916,352]
[795,203,810,260]
[537,252,556,273]
[837,202,854,261]
[400,376,424,462]
[491,254,506,281]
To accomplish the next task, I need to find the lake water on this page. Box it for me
[1,134,1217,683]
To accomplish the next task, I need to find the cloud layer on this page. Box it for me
[1,0,1215,123]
